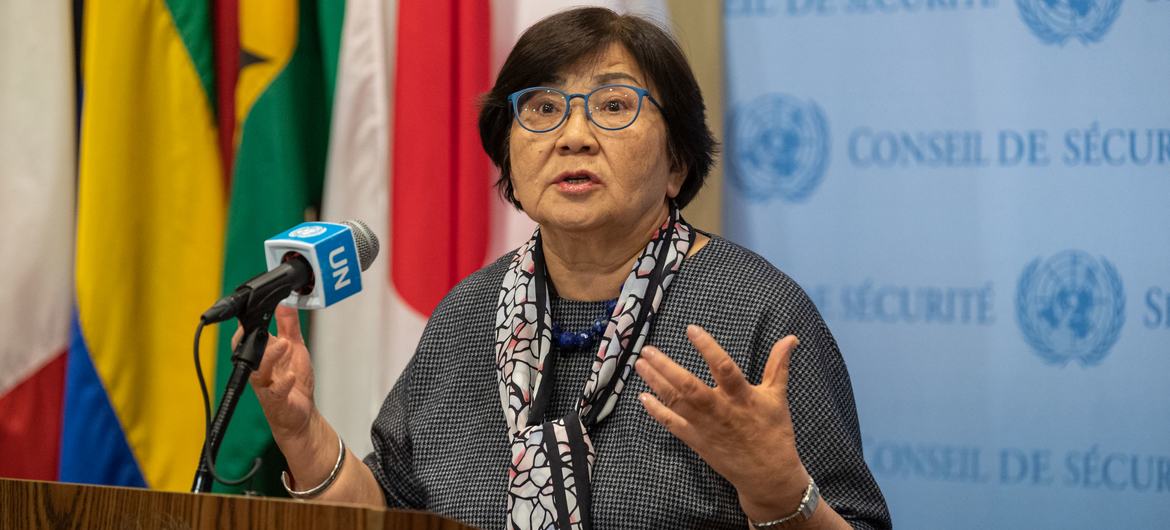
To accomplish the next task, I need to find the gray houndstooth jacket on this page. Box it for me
[364,235,892,530]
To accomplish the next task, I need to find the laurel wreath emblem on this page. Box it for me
[1016,251,1126,366]
[1016,0,1123,45]
[729,93,830,203]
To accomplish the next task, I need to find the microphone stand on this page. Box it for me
[191,278,297,493]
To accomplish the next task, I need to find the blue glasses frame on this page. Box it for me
[507,84,663,133]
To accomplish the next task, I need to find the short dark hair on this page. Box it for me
[478,7,718,210]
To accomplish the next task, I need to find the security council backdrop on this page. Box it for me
[723,0,1169,527]
[1,0,1167,529]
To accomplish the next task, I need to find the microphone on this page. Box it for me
[201,219,379,324]
[191,219,378,493]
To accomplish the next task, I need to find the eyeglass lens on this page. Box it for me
[515,86,641,131]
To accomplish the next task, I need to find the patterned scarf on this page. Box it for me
[494,205,694,530]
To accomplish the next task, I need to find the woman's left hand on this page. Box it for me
[635,324,811,523]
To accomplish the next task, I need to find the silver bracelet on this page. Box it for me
[281,433,346,499]
[749,478,820,529]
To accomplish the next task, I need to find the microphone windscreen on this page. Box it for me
[342,219,379,271]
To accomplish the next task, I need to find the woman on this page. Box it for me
[247,7,890,530]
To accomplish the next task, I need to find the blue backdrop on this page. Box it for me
[722,0,1170,527]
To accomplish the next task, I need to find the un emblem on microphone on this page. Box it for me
[289,226,327,238]
[729,93,829,202]
[1016,0,1122,45]
[1016,250,1125,366]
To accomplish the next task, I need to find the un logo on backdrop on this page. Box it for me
[1016,0,1122,45]
[1016,250,1125,366]
[729,94,829,202]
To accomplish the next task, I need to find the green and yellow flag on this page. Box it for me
[211,0,344,494]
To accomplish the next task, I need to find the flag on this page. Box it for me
[314,0,668,459]
[0,0,75,481]
[63,0,225,491]
[311,0,404,453]
[313,0,492,458]
[209,0,344,494]
[0,0,684,490]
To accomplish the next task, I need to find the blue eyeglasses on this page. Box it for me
[507,84,663,133]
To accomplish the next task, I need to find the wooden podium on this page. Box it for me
[0,478,476,530]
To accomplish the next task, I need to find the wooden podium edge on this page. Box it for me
[0,478,476,530]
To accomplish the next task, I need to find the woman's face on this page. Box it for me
[508,43,684,236]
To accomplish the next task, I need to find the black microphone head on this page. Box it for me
[342,219,379,271]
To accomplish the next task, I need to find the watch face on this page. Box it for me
[803,481,820,513]
[751,480,820,528]
[798,481,820,521]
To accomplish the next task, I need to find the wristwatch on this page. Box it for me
[749,478,820,529]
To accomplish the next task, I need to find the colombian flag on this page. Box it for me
[66,0,224,490]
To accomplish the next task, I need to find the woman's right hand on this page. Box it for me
[233,304,318,442]
[232,305,385,506]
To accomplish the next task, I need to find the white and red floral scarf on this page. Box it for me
[494,206,694,530]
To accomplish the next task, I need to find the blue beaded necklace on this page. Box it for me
[551,299,618,351]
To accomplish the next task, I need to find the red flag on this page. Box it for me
[392,0,492,315]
